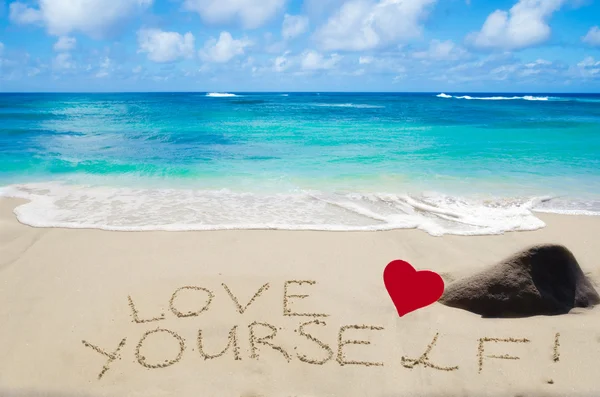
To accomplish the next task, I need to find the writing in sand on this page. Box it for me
[81,280,564,380]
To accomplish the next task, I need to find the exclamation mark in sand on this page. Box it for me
[547,332,561,385]
[553,332,560,363]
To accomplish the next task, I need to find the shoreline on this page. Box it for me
[3,185,599,235]
[2,195,600,231]
[1,197,600,396]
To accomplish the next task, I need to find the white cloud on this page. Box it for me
[93,56,113,78]
[265,41,286,54]
[468,0,565,50]
[53,36,76,51]
[28,67,42,77]
[183,0,285,29]
[137,29,195,63]
[438,53,567,84]
[574,61,600,79]
[100,57,111,69]
[490,64,519,77]
[577,56,600,68]
[9,0,152,37]
[350,54,410,74]
[52,52,74,70]
[443,52,517,82]
[314,0,436,51]
[517,59,558,78]
[0,42,4,56]
[282,14,309,40]
[9,2,42,24]
[582,26,600,46]
[274,51,291,72]
[413,40,467,61]
[304,0,346,19]
[200,31,251,63]
[568,57,600,80]
[570,60,599,80]
[301,50,341,70]
[524,59,551,68]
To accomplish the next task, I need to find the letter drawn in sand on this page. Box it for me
[296,320,334,365]
[197,326,242,361]
[477,337,530,373]
[136,329,186,369]
[337,325,384,367]
[553,332,561,362]
[81,338,126,380]
[222,283,270,314]
[169,286,214,318]
[128,295,165,324]
[283,280,328,317]
[401,333,458,371]
[248,321,291,362]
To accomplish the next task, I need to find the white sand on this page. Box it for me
[1,197,600,397]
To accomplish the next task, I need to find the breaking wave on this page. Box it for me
[4,182,596,236]
[206,93,237,97]
[437,93,550,101]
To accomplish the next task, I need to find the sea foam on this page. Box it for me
[3,182,586,236]
[437,93,549,101]
[206,92,237,97]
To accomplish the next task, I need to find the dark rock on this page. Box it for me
[439,244,600,317]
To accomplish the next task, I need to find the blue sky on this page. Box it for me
[1,0,600,92]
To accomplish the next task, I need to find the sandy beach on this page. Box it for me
[1,197,600,397]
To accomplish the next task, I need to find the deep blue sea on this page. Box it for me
[1,92,599,235]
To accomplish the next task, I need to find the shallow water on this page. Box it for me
[1,92,599,235]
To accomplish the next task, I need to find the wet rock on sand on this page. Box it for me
[440,244,600,317]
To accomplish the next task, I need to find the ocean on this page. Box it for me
[1,92,599,236]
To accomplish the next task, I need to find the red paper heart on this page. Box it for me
[383,260,444,317]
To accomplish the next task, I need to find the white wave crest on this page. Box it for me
[206,92,237,97]
[437,93,549,101]
[0,182,576,236]
[522,96,549,101]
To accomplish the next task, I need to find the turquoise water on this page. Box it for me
[1,92,599,235]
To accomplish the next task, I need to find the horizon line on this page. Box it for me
[1,91,600,95]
